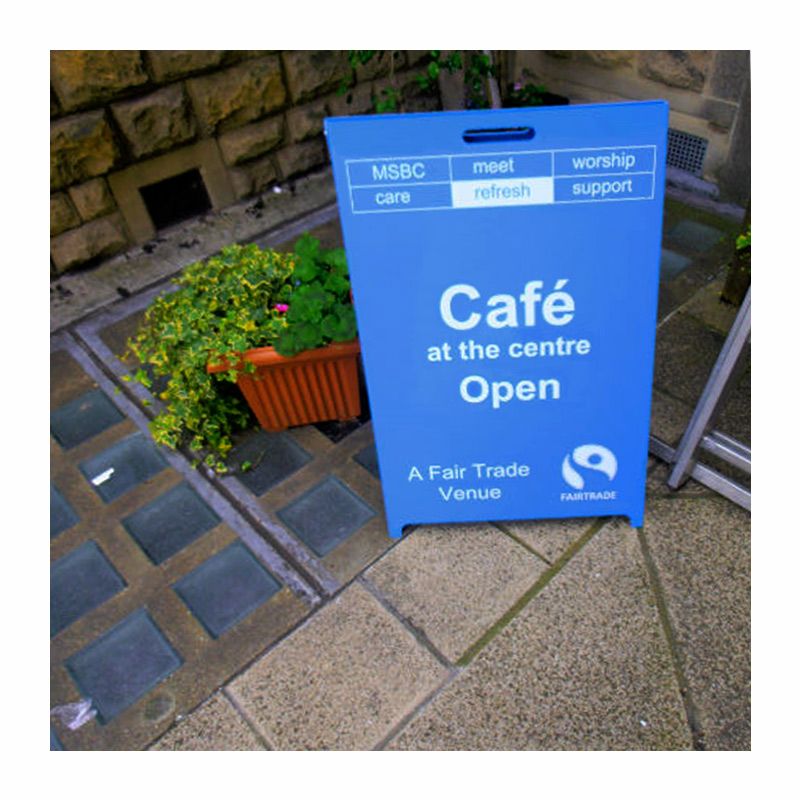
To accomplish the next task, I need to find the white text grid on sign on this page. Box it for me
[346,145,657,214]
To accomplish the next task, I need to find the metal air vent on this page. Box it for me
[666,129,708,176]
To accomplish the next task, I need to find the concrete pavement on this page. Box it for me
[50,173,750,750]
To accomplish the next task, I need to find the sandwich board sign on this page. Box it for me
[325,100,668,537]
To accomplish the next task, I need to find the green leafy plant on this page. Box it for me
[338,50,487,114]
[273,234,357,357]
[413,50,464,92]
[502,67,560,108]
[414,50,496,109]
[462,52,497,109]
[722,215,751,306]
[736,225,751,253]
[505,80,551,107]
[338,50,404,113]
[733,224,751,281]
[339,51,561,114]
[125,234,355,470]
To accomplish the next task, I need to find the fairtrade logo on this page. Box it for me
[562,444,618,490]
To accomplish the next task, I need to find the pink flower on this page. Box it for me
[274,303,289,313]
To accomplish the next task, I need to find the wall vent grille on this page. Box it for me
[666,129,708,176]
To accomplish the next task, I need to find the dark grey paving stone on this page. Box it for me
[277,477,376,557]
[230,431,312,496]
[314,418,365,443]
[666,219,725,253]
[79,433,168,503]
[122,482,220,564]
[716,366,751,446]
[173,542,281,639]
[660,248,692,281]
[653,313,728,407]
[353,443,380,479]
[51,483,79,539]
[66,609,182,724]
[51,541,127,637]
[50,388,125,449]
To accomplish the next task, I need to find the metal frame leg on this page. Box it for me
[650,286,751,511]
[667,287,750,491]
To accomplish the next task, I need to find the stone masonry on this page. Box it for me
[51,50,749,275]
[509,51,750,205]
[50,50,434,274]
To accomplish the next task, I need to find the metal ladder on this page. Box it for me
[650,286,751,510]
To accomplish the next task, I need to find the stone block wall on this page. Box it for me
[507,50,750,205]
[50,50,437,274]
[51,50,751,275]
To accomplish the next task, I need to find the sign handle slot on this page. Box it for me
[462,127,534,144]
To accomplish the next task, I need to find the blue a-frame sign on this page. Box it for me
[325,101,669,537]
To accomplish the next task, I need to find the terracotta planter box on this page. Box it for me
[207,340,361,432]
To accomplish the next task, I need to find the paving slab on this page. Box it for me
[645,459,715,501]
[665,219,726,253]
[387,520,692,750]
[655,313,749,440]
[149,692,267,750]
[71,209,390,595]
[656,198,740,323]
[654,312,728,407]
[228,431,313,496]
[51,348,99,408]
[66,608,183,725]
[228,582,450,750]
[51,483,80,539]
[50,334,317,750]
[51,541,127,636]
[277,476,377,558]
[51,185,750,751]
[121,481,221,565]
[681,276,739,336]
[78,432,169,504]
[50,388,125,449]
[716,365,751,447]
[649,387,693,447]
[650,292,750,509]
[498,517,595,564]
[366,523,547,662]
[246,422,394,587]
[641,495,750,750]
[173,541,283,639]
[353,442,380,479]
[660,248,692,281]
